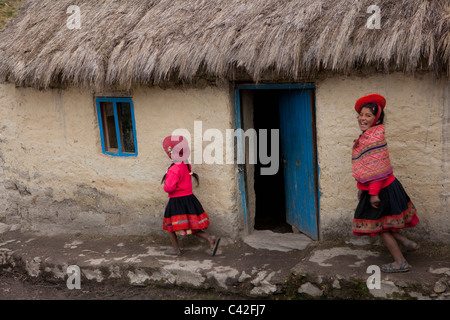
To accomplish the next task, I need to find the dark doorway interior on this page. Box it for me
[252,91,291,233]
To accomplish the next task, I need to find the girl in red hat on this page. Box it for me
[161,135,220,256]
[352,94,419,273]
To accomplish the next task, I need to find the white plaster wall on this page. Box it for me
[0,83,241,237]
[1,72,449,244]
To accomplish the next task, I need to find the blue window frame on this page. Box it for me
[96,97,138,157]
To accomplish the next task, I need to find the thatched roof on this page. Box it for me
[0,0,448,90]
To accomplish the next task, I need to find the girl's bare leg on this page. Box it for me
[165,232,181,255]
[195,231,221,256]
[380,232,410,269]
[195,231,216,247]
[391,232,419,250]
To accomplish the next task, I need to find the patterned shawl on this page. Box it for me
[352,124,393,184]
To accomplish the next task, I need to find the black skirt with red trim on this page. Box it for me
[163,194,210,235]
[352,178,419,236]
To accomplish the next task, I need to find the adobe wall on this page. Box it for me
[0,83,242,238]
[1,72,449,244]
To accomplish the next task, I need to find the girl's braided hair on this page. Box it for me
[161,163,199,186]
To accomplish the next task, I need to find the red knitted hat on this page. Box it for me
[355,94,386,125]
[355,94,386,113]
[162,135,190,161]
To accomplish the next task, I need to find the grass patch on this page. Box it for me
[0,0,24,30]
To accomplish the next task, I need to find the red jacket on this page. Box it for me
[357,175,395,195]
[163,162,194,198]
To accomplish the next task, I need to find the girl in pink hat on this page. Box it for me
[352,94,419,273]
[161,135,220,256]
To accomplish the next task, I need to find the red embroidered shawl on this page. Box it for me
[352,124,393,184]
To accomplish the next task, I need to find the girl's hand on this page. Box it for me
[370,195,381,208]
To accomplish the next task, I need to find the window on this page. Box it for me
[96,97,138,156]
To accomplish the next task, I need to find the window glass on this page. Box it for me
[117,102,136,153]
[96,98,137,156]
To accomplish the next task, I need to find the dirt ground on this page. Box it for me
[1,229,449,302]
[0,269,255,300]
[0,230,313,301]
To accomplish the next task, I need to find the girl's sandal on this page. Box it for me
[381,261,410,273]
[164,248,182,256]
[405,242,420,253]
[209,237,221,256]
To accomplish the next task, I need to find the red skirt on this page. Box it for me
[352,179,419,236]
[163,194,210,234]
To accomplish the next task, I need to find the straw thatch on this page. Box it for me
[0,0,448,90]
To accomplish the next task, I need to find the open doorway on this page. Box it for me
[238,85,319,240]
[252,91,291,233]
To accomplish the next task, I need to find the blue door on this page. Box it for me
[279,89,318,240]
